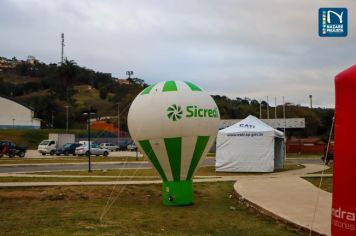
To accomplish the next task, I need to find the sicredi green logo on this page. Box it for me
[167,104,219,121]
[167,104,183,121]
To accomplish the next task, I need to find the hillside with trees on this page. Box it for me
[0,56,334,138]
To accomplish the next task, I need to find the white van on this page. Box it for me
[37,133,75,155]
[37,140,57,155]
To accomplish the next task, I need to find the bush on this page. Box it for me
[99,87,108,100]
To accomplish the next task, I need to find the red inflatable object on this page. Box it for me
[332,65,356,235]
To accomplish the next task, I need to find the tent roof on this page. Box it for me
[219,115,284,137]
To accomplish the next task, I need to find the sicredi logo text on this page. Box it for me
[167,104,218,121]
[319,8,348,37]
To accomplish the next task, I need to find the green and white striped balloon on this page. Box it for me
[128,80,220,205]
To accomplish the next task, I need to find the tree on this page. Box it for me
[127,77,146,86]
[58,58,77,102]
[99,87,108,99]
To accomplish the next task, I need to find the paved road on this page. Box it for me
[235,164,331,236]
[25,150,143,158]
[0,158,216,173]
[288,158,324,165]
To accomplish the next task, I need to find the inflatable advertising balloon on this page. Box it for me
[332,65,356,235]
[128,80,220,206]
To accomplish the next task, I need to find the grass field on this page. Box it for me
[314,164,333,174]
[0,176,160,182]
[73,85,116,117]
[0,182,301,235]
[303,177,333,193]
[286,153,322,159]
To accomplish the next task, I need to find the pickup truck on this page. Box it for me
[0,141,27,158]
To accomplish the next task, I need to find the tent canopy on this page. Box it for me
[216,115,285,172]
[219,115,284,138]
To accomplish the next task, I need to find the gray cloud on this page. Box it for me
[0,0,355,107]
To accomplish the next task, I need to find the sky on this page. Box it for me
[0,0,355,108]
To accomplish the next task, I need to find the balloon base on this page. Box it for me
[162,180,193,206]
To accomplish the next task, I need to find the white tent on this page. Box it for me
[216,115,285,172]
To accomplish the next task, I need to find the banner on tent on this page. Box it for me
[227,132,264,137]
[220,118,305,129]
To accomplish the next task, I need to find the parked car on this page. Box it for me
[127,142,137,151]
[55,143,81,156]
[321,147,334,165]
[100,143,119,151]
[118,140,131,151]
[75,143,110,157]
[0,141,26,158]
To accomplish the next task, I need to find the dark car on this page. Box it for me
[55,143,81,156]
[0,140,26,158]
[118,140,131,151]
[321,146,334,165]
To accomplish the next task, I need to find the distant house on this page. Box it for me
[0,96,41,129]
[26,55,38,65]
[117,79,131,85]
[0,57,16,71]
[286,137,332,154]
[0,55,39,72]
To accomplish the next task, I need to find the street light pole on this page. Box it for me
[83,107,96,173]
[88,112,91,172]
[117,103,120,146]
[51,111,54,128]
[65,105,70,133]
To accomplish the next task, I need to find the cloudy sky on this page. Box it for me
[0,0,355,107]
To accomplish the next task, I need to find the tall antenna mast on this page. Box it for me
[61,33,65,64]
[309,94,313,109]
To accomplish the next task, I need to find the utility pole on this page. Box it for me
[259,99,262,119]
[283,96,287,164]
[65,105,70,133]
[309,95,313,109]
[51,111,54,128]
[61,33,65,64]
[117,103,120,146]
[267,96,269,119]
[283,96,286,135]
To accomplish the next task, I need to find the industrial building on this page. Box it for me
[0,96,41,129]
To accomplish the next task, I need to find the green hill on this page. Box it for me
[0,56,334,138]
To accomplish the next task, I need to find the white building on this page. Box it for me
[0,96,41,129]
